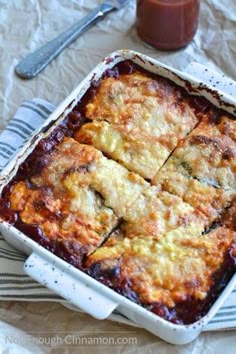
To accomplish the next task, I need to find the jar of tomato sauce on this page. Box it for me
[136,0,200,50]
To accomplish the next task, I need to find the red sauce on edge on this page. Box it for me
[136,0,200,50]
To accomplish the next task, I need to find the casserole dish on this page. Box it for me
[0,50,235,344]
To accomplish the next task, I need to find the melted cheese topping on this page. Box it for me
[85,72,198,141]
[10,180,117,253]
[120,186,203,238]
[10,137,148,254]
[82,72,199,178]
[152,159,233,225]
[153,116,236,190]
[32,138,149,218]
[86,226,235,307]
[75,121,170,179]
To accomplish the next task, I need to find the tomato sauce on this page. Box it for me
[136,0,200,50]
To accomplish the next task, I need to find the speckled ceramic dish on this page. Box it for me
[0,50,235,345]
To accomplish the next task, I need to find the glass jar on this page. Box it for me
[136,0,200,50]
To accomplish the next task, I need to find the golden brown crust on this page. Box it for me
[78,71,199,179]
[86,226,235,307]
[152,160,233,225]
[31,137,149,218]
[85,72,198,134]
[153,115,236,190]
[152,114,236,226]
[75,121,171,179]
[9,137,150,256]
[119,187,205,238]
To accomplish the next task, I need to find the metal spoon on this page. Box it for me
[15,0,130,79]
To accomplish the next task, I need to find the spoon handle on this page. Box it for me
[15,3,114,79]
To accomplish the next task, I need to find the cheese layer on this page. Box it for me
[81,71,199,178]
[32,137,149,218]
[153,115,236,190]
[152,158,233,224]
[10,137,149,256]
[75,121,170,179]
[120,186,204,238]
[86,226,235,308]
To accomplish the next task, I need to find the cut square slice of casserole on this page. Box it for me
[119,186,205,238]
[153,114,236,191]
[9,137,149,263]
[152,114,236,224]
[152,159,233,224]
[75,120,171,179]
[86,224,236,323]
[80,71,199,179]
[31,137,149,217]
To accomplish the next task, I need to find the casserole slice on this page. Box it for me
[153,113,236,191]
[31,137,149,218]
[152,166,232,225]
[6,137,149,265]
[75,120,171,180]
[79,70,199,179]
[152,113,236,223]
[86,223,236,324]
[118,186,205,238]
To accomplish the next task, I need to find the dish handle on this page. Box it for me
[24,251,120,320]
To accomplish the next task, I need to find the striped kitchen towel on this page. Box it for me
[0,83,236,330]
[0,98,61,301]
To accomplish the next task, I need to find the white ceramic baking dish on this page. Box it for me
[0,50,236,345]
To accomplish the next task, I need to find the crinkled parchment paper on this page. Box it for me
[0,0,236,352]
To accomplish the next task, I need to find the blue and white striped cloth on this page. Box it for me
[0,83,236,331]
[0,99,55,170]
[0,99,61,301]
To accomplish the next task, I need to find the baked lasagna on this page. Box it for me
[0,60,235,325]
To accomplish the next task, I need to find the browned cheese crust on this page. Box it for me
[10,137,148,257]
[75,71,199,179]
[86,226,235,308]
